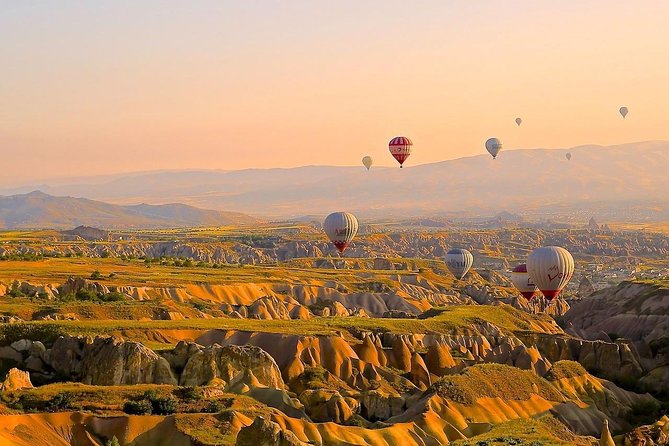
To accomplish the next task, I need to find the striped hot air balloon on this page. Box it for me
[389,136,412,168]
[445,248,473,279]
[323,212,358,253]
[527,246,574,300]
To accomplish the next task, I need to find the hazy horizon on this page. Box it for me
[0,139,663,188]
[3,1,669,183]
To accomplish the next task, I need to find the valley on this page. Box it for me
[0,224,668,445]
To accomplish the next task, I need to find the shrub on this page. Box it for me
[0,323,66,346]
[177,386,204,401]
[46,392,74,411]
[105,437,121,446]
[204,398,233,413]
[75,289,99,301]
[192,302,207,312]
[123,399,153,415]
[150,395,178,415]
[7,284,26,298]
[58,292,76,302]
[90,270,103,280]
[100,292,126,302]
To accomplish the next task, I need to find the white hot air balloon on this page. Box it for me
[510,263,538,299]
[566,153,572,161]
[485,138,503,159]
[323,212,359,253]
[527,246,574,300]
[362,156,373,170]
[619,106,628,118]
[445,248,473,279]
[515,117,522,126]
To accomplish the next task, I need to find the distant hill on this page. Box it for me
[0,191,257,229]
[60,225,109,241]
[2,141,669,220]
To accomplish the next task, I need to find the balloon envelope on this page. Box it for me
[362,156,373,170]
[323,212,359,253]
[389,136,412,168]
[510,263,538,299]
[445,248,473,279]
[485,138,503,159]
[527,246,574,300]
[515,117,522,126]
[619,106,628,118]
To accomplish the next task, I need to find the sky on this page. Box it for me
[2,1,669,183]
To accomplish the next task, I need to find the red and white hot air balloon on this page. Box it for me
[510,263,538,299]
[323,212,358,253]
[527,246,574,300]
[389,136,412,168]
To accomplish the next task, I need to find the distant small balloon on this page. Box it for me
[566,153,572,161]
[619,106,629,118]
[362,156,373,171]
[485,138,503,159]
[515,117,522,126]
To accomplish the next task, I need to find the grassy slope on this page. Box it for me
[0,257,425,287]
[0,305,557,342]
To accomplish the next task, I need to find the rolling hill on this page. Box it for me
[0,191,257,229]
[2,141,668,220]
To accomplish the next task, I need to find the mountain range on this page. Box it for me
[1,141,668,221]
[0,191,256,229]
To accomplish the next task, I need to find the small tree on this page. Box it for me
[105,436,121,446]
[90,270,102,280]
[122,399,152,415]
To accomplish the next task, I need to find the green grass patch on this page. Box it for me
[431,364,565,405]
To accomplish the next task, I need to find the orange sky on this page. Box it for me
[1,1,669,183]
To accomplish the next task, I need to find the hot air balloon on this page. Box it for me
[510,263,538,299]
[362,156,373,170]
[323,212,358,253]
[485,138,503,159]
[619,106,628,118]
[566,153,572,161]
[527,246,574,300]
[445,248,473,279]
[389,136,412,168]
[515,117,522,126]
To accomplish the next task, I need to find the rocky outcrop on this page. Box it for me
[236,416,309,446]
[179,343,284,389]
[0,368,33,391]
[298,389,357,423]
[577,276,596,297]
[519,333,644,383]
[47,336,176,385]
[623,415,669,445]
[599,419,615,446]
